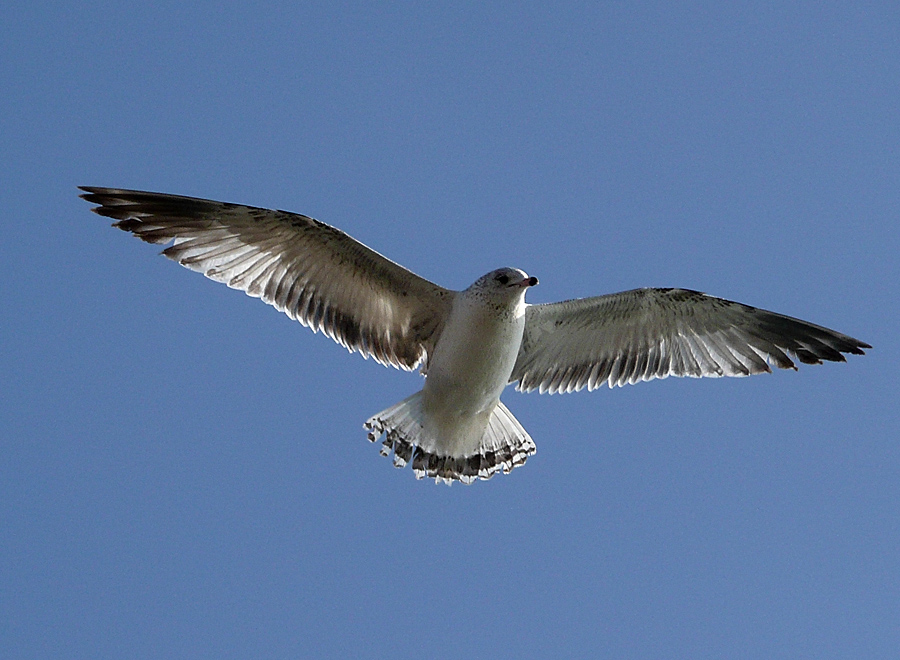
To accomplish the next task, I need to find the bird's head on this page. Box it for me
[470,267,539,299]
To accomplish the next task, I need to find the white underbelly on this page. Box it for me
[422,302,524,418]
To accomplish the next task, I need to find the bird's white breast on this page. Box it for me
[422,293,526,416]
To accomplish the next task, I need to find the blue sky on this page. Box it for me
[2,2,898,658]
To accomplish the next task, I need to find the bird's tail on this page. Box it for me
[364,392,536,485]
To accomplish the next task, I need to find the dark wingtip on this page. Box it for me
[112,219,143,233]
[837,339,870,356]
[78,185,106,198]
[78,186,114,213]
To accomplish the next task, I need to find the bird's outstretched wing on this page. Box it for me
[81,187,455,370]
[511,288,870,394]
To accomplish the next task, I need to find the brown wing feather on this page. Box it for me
[81,187,455,370]
[512,288,869,394]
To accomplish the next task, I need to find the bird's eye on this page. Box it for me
[497,274,510,285]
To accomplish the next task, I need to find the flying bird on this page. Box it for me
[80,187,870,484]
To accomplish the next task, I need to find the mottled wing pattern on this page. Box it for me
[81,187,455,370]
[512,288,870,394]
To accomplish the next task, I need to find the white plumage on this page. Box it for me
[81,187,870,484]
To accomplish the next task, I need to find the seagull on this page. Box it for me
[80,187,870,484]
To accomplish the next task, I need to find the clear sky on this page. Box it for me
[2,2,898,658]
